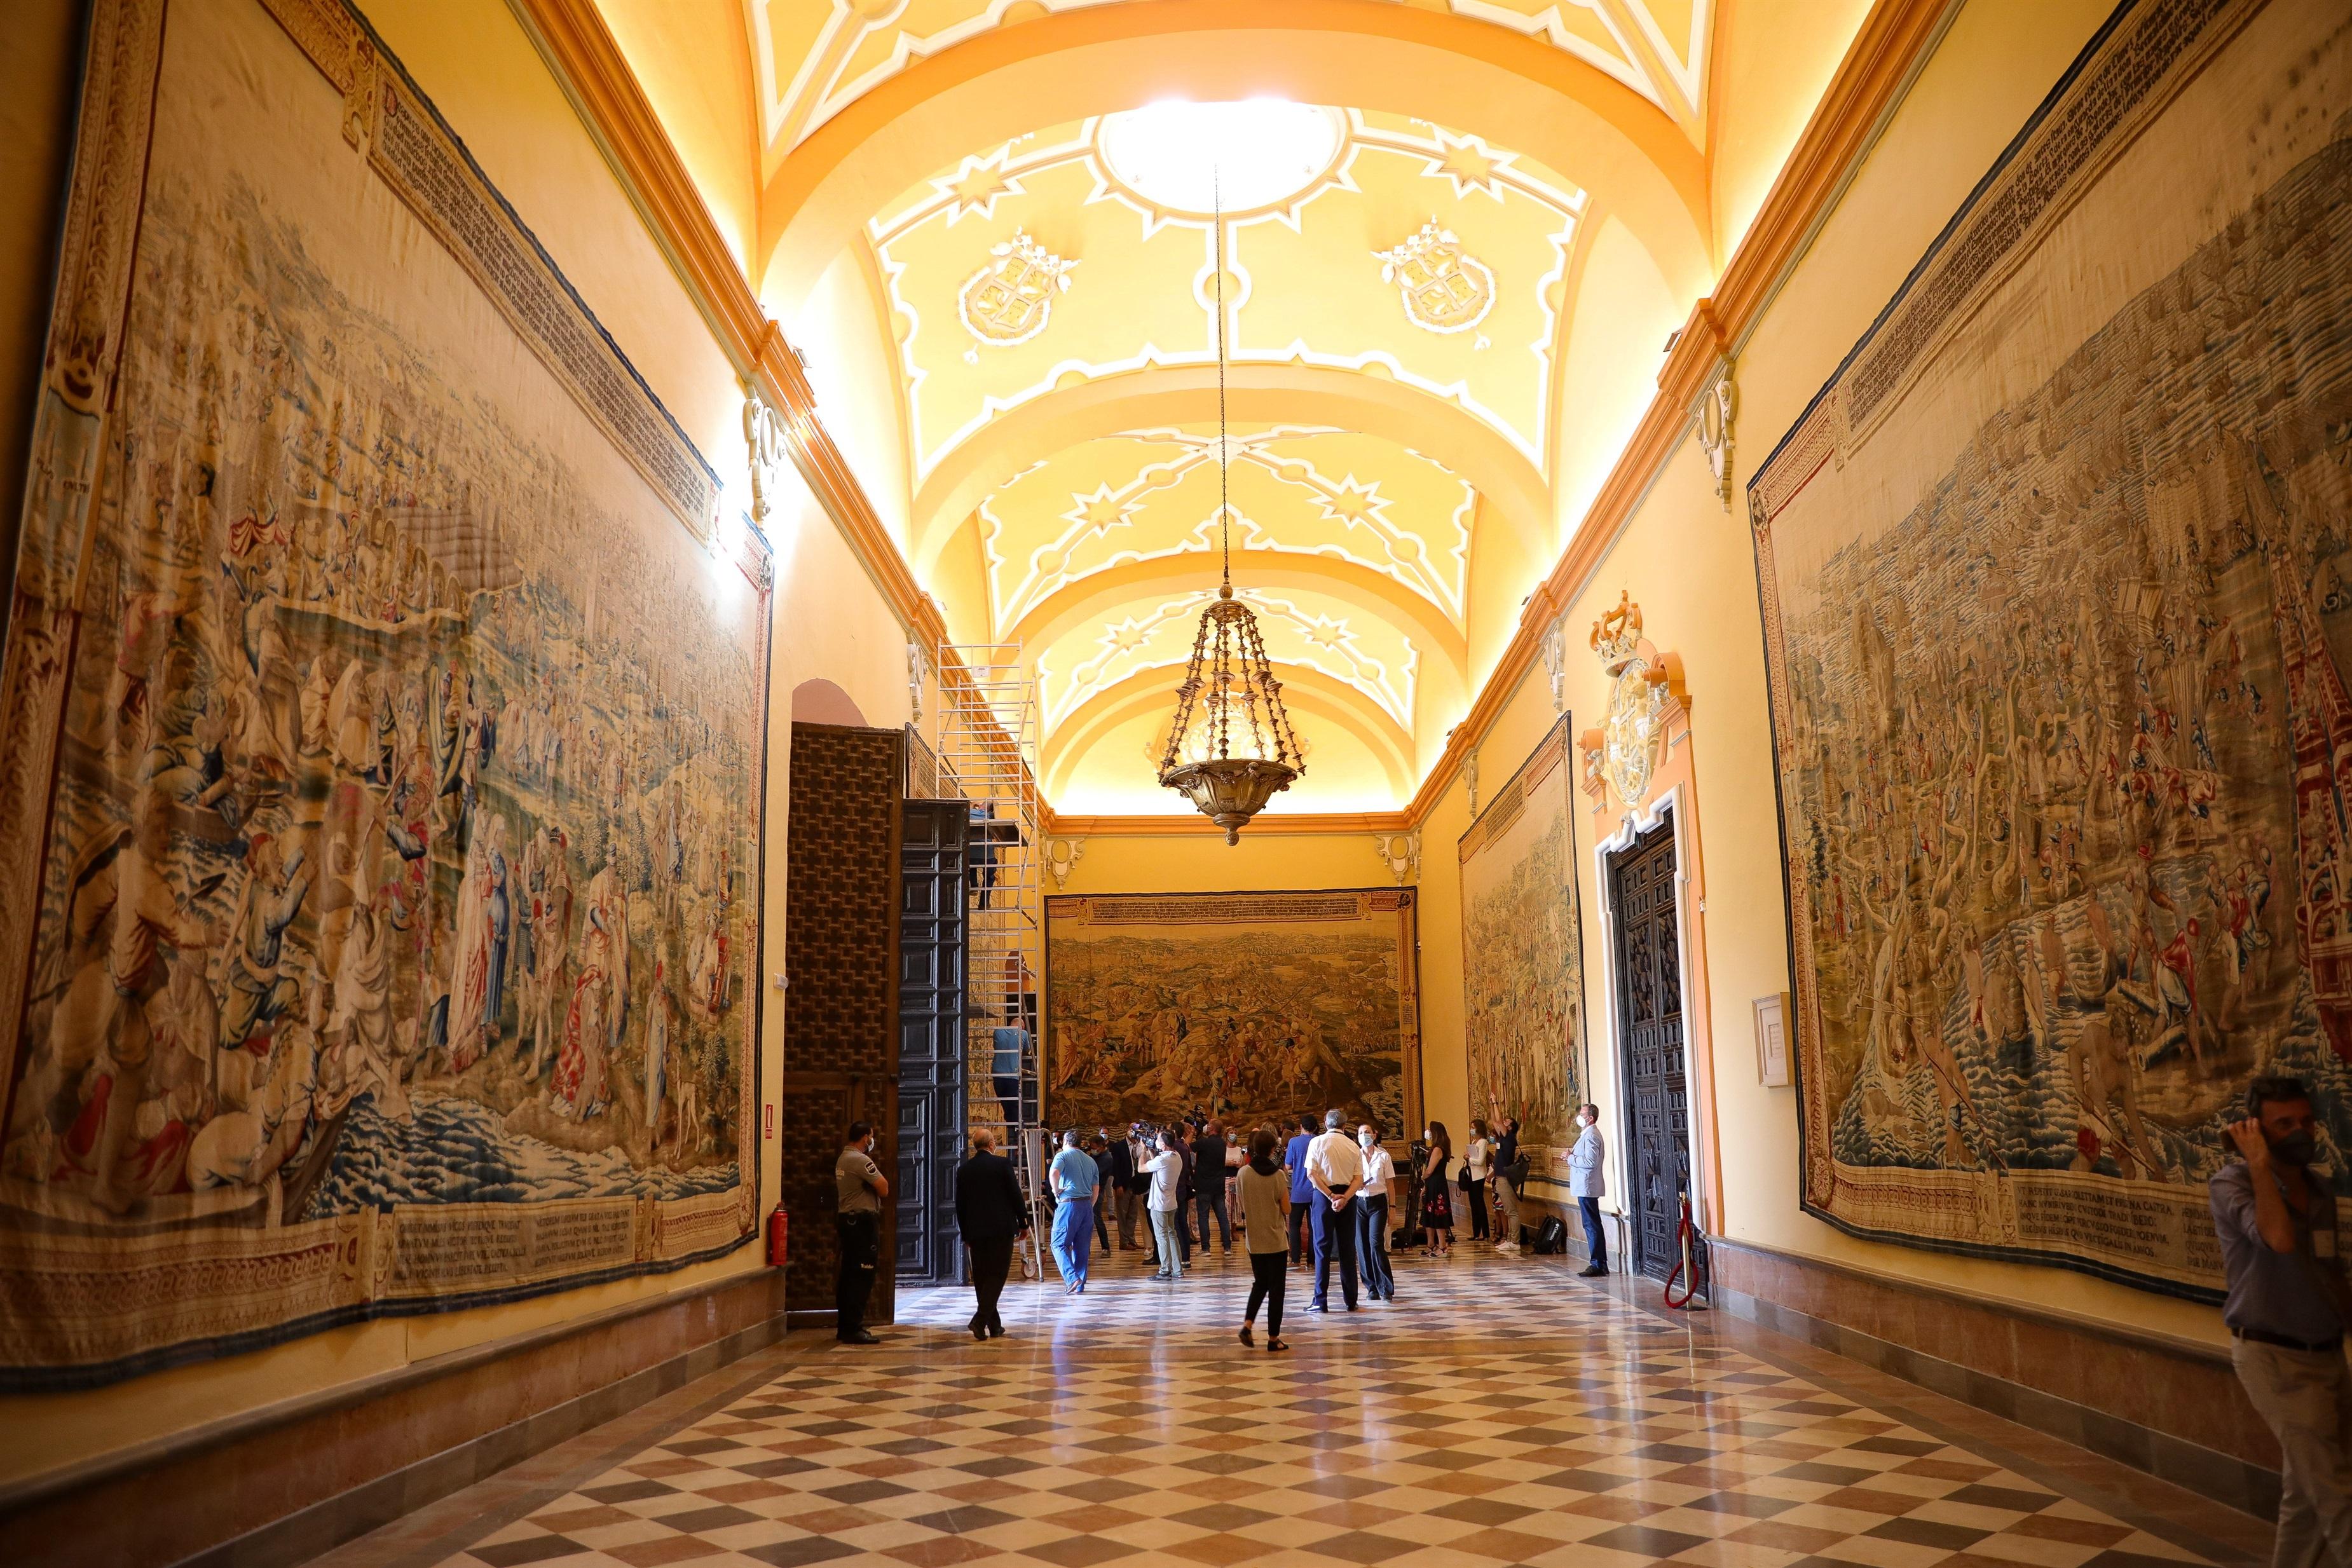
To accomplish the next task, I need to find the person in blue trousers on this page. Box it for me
[1048,1129,1100,1293]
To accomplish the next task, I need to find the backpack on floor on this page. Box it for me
[1533,1215,1569,1255]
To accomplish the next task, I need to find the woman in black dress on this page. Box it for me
[1419,1121,1454,1258]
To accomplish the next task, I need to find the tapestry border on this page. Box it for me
[1744,0,2266,1304]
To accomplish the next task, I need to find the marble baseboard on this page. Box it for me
[1706,1239,2278,1521]
[8,1269,789,1568]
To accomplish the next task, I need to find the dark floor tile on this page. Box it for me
[651,1504,763,1532]
[1300,1528,1421,1564]
[583,1480,680,1504]
[740,1539,860,1567]
[1577,1522,1711,1558]
[816,1479,914,1503]
[1866,1516,1991,1550]
[1943,1483,2058,1513]
[905,1505,1021,1534]
[468,1538,591,1567]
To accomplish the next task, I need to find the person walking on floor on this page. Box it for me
[1306,1108,1365,1311]
[955,1129,1028,1341]
[1144,1128,1187,1279]
[1237,1127,1292,1352]
[1569,1103,1609,1276]
[1089,1133,1116,1253]
[834,1121,889,1344]
[1495,1116,1526,1253]
[2212,1075,2352,1565]
[1285,1115,1316,1267]
[1193,1120,1231,1253]
[1464,1119,1494,1243]
[1419,1121,1454,1258]
[1170,1124,1196,1265]
[1356,1122,1397,1301]
[1048,1129,1100,1293]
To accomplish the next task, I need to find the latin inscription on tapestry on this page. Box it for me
[1459,716,1587,1166]
[0,0,763,1386]
[1046,890,1419,1136]
[1750,0,2350,1297]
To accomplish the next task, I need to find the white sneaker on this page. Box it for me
[1498,1241,1521,1253]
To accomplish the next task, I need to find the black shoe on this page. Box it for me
[840,1330,882,1344]
[1238,1324,1254,1346]
[987,1324,1005,1338]
[1578,1264,1608,1278]
[971,1325,988,1341]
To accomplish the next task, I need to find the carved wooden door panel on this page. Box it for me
[1612,820,1688,1281]
[897,800,968,1285]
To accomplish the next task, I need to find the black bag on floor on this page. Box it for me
[1533,1215,1569,1255]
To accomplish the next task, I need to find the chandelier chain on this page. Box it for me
[1213,167,1231,599]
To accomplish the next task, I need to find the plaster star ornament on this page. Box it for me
[957,230,1077,347]
[1374,219,1496,335]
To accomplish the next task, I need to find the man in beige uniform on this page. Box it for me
[835,1121,889,1344]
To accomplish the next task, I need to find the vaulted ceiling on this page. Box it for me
[583,0,1873,817]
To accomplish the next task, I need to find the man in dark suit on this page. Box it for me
[955,1129,1029,1341]
[1102,1126,1138,1251]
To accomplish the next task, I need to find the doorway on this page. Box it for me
[1610,816,1691,1282]
[896,800,969,1284]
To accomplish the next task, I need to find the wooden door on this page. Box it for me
[1611,819,1690,1281]
[897,800,968,1284]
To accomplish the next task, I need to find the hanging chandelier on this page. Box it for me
[1156,169,1304,844]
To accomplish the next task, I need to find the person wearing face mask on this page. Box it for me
[1355,1122,1397,1302]
[1568,1103,1608,1278]
[2212,1075,2352,1564]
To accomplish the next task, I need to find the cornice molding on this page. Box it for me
[509,0,1952,844]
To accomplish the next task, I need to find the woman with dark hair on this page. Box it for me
[1464,1119,1493,1243]
[1236,1126,1291,1351]
[1419,1121,1455,1258]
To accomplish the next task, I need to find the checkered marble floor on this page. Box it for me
[319,1244,2264,1568]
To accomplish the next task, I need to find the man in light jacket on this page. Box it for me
[1568,1103,1608,1278]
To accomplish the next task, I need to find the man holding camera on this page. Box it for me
[2212,1075,2352,1564]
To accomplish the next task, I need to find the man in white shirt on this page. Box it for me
[1304,1108,1365,1311]
[1568,1103,1608,1278]
[1143,1129,1187,1281]
[1355,1122,1397,1302]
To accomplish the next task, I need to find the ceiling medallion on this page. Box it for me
[957,229,1077,347]
[1374,219,1496,335]
[1592,592,1666,807]
[1157,172,1304,844]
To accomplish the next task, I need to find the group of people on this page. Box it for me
[827,1096,1624,1350]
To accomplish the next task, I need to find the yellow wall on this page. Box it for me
[0,0,926,1493]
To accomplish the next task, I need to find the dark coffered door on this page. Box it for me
[1611,818,1690,1282]
[898,800,969,1284]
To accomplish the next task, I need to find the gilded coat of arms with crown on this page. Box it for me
[958,230,1078,347]
[1374,219,1496,335]
[1591,592,1667,808]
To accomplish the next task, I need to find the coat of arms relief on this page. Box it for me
[957,229,1079,348]
[1374,219,1496,336]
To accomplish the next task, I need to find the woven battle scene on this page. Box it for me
[0,0,765,1386]
[1459,716,1587,1169]
[1046,890,1419,1137]
[1751,0,2352,1297]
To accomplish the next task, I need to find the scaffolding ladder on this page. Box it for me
[933,643,1045,1280]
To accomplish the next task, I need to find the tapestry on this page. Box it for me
[0,0,767,1387]
[1750,0,2352,1297]
[1045,890,1419,1136]
[1459,715,1587,1161]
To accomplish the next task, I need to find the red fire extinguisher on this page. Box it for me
[767,1208,788,1269]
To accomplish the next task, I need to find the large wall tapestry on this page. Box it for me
[1751,0,2352,1297]
[1459,715,1587,1161]
[0,0,768,1387]
[1045,890,1419,1136]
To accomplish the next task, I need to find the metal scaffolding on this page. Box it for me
[931,643,1044,1274]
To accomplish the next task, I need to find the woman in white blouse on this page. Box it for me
[1463,1120,1493,1243]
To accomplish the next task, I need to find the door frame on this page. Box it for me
[1590,781,1718,1246]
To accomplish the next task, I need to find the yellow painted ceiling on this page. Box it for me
[578,0,1882,820]
[750,0,1715,165]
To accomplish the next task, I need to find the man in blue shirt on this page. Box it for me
[1286,1115,1317,1267]
[1048,1129,1101,1293]
[2212,1075,2352,1562]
